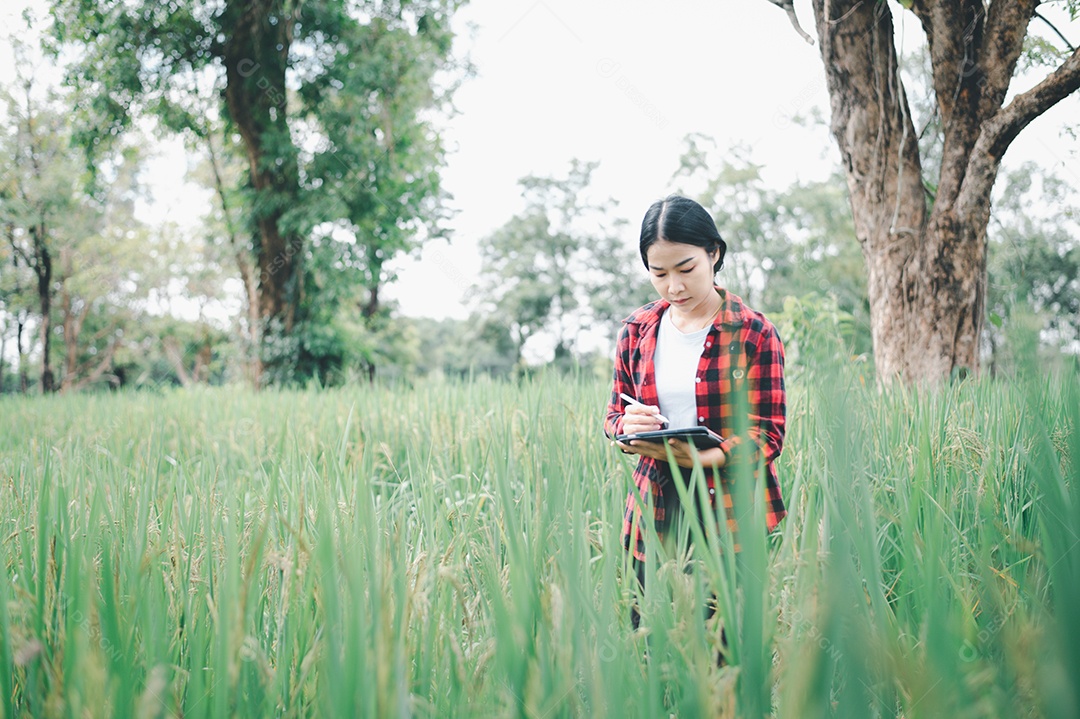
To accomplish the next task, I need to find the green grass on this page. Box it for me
[0,365,1077,718]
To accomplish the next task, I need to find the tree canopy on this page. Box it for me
[49,0,466,385]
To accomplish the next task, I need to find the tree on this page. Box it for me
[475,161,650,370]
[51,0,305,381]
[297,6,463,381]
[406,316,518,378]
[1,68,161,394]
[671,134,873,365]
[178,95,264,386]
[767,0,1080,384]
[0,220,35,392]
[0,68,83,392]
[985,162,1080,373]
[50,0,466,384]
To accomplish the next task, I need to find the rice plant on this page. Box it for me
[0,363,1076,717]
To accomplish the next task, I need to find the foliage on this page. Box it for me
[0,365,1077,716]
[671,132,1079,379]
[111,314,233,389]
[48,0,468,383]
[773,292,869,380]
[475,160,649,370]
[986,162,1080,373]
[294,294,424,385]
[670,134,873,365]
[406,315,518,379]
[0,64,154,393]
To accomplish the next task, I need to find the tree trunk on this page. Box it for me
[807,0,1080,385]
[16,317,28,393]
[362,280,380,383]
[164,337,194,388]
[32,224,55,393]
[60,281,77,388]
[220,0,303,380]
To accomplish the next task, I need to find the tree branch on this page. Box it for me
[1035,11,1077,53]
[766,0,815,45]
[908,0,981,126]
[983,46,1080,162]
[7,229,32,267]
[978,0,1039,120]
[959,45,1080,220]
[68,339,118,393]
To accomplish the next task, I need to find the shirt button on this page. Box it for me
[696,377,702,383]
[698,416,705,422]
[709,487,715,496]
[705,341,711,348]
[729,342,738,351]
[733,369,745,380]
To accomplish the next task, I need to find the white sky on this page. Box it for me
[3,0,1078,323]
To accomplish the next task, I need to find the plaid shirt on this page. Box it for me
[604,288,787,561]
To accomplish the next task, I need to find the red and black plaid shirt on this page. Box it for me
[604,288,787,561]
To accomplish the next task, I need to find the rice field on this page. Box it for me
[0,365,1077,718]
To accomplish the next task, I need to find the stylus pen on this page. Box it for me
[619,392,670,426]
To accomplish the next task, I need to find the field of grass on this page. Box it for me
[0,366,1078,718]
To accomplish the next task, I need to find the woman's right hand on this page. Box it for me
[620,402,666,435]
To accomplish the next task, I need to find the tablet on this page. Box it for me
[615,426,725,449]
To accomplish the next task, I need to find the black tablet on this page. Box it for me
[615,426,725,449]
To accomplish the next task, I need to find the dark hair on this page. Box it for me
[639,195,727,272]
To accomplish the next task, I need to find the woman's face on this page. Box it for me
[645,240,719,314]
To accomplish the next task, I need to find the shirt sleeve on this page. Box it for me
[604,323,634,439]
[719,322,786,466]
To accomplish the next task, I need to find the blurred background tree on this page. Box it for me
[986,162,1080,376]
[474,160,650,374]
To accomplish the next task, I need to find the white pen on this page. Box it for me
[619,392,670,426]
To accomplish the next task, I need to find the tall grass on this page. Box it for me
[0,364,1076,717]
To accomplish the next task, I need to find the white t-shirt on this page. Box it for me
[653,309,709,429]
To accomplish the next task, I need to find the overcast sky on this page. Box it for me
[3,0,1078,322]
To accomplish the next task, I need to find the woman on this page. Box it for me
[604,194,787,642]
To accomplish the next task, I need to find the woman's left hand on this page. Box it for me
[615,438,725,469]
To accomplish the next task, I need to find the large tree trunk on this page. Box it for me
[806,0,1080,384]
[220,0,303,382]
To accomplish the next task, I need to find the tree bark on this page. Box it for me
[806,0,1080,384]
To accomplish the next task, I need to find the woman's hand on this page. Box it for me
[620,402,666,435]
[615,437,727,469]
